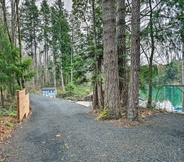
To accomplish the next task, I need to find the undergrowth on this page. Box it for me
[0,106,18,141]
[57,84,92,101]
[0,106,17,118]
[98,108,108,120]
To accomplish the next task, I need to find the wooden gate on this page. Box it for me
[17,89,30,121]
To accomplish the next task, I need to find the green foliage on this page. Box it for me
[24,71,36,81]
[50,0,72,85]
[73,85,92,96]
[20,59,36,81]
[21,59,32,69]
[57,84,92,101]
[154,61,182,84]
[97,107,120,120]
[97,108,108,120]
[165,61,182,83]
[72,0,103,85]
[21,0,39,52]
[162,0,184,43]
[4,121,14,128]
[0,106,17,118]
[0,23,22,98]
[65,83,76,92]
[139,65,158,93]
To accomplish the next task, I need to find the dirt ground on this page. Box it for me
[76,101,92,107]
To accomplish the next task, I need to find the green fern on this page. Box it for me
[98,108,108,120]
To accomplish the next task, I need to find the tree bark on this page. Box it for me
[182,43,184,112]
[15,0,25,88]
[147,0,155,109]
[117,0,128,109]
[93,84,98,109]
[34,28,38,84]
[102,0,121,119]
[44,49,48,85]
[60,67,65,91]
[127,0,140,121]
[11,0,16,44]
[0,87,4,108]
[53,57,57,87]
[1,0,12,43]
[97,59,103,109]
[92,0,103,109]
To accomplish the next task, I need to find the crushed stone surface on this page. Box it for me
[0,94,184,162]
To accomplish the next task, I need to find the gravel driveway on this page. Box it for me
[0,94,184,162]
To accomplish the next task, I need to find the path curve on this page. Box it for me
[0,94,184,162]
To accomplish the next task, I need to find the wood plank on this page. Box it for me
[17,89,30,121]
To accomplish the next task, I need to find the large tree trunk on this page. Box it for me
[60,67,65,91]
[182,43,184,112]
[34,30,38,84]
[53,57,57,87]
[92,0,103,109]
[15,0,25,88]
[147,0,155,109]
[93,84,98,109]
[97,59,103,109]
[44,50,48,85]
[102,0,121,119]
[11,0,16,44]
[127,0,140,121]
[117,0,128,108]
[92,0,99,109]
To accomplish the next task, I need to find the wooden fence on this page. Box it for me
[17,89,30,121]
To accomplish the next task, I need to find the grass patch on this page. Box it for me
[73,85,91,96]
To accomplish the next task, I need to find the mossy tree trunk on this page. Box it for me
[102,0,121,119]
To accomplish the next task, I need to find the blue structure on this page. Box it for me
[173,106,182,111]
[42,87,57,98]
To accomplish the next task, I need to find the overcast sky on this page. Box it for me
[36,0,72,11]
[62,0,72,11]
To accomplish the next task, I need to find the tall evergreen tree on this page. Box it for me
[92,0,104,109]
[72,0,103,109]
[50,0,71,89]
[102,0,121,119]
[0,22,34,107]
[39,0,51,85]
[20,0,39,83]
[127,0,140,121]
[0,23,19,107]
[117,0,128,108]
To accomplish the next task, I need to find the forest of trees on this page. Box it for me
[0,0,183,120]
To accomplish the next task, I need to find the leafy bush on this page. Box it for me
[65,83,76,92]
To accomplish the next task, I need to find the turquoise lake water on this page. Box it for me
[140,86,182,110]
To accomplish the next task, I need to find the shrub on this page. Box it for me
[65,83,76,92]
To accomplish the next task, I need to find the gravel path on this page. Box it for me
[0,94,184,162]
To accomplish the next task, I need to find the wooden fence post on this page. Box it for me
[16,89,30,121]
